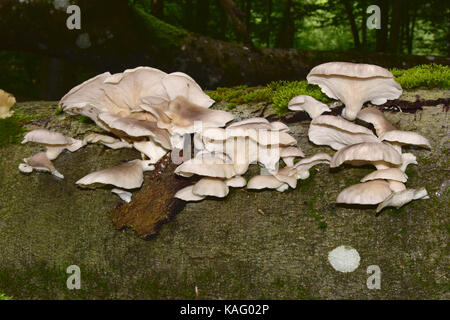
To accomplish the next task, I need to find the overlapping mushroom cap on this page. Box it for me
[307,62,402,120]
[288,95,331,119]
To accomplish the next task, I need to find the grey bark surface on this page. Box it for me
[0,90,448,299]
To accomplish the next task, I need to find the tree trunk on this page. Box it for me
[151,0,164,19]
[389,0,402,53]
[266,0,272,47]
[275,0,296,48]
[343,0,361,49]
[408,7,417,54]
[218,0,254,48]
[376,0,389,52]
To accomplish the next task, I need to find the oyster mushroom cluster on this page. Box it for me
[19,67,234,202]
[174,117,331,200]
[289,62,431,212]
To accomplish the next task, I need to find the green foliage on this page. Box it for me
[0,292,12,300]
[391,64,450,90]
[0,112,36,147]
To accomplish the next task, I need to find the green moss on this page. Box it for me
[0,292,12,300]
[390,64,450,90]
[0,112,37,147]
[129,0,188,50]
[78,115,95,124]
[54,107,64,115]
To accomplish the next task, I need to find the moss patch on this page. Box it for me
[0,112,38,147]
[391,64,450,90]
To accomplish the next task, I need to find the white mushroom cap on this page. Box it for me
[21,152,64,179]
[98,113,171,149]
[133,140,168,164]
[192,177,229,198]
[83,133,133,149]
[357,106,395,137]
[175,157,236,179]
[308,115,379,150]
[336,180,392,205]
[111,188,133,203]
[22,129,85,160]
[0,89,16,119]
[227,117,269,128]
[174,185,206,201]
[247,175,286,191]
[165,96,234,135]
[273,167,297,189]
[162,72,215,108]
[76,159,149,189]
[330,142,402,168]
[379,130,431,149]
[288,95,331,119]
[361,168,408,183]
[387,180,406,192]
[225,176,247,188]
[399,153,418,172]
[200,127,297,146]
[307,62,402,120]
[328,245,360,273]
[294,153,332,179]
[376,187,429,212]
[280,146,305,167]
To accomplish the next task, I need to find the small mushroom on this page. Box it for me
[357,106,396,137]
[379,130,431,150]
[175,157,236,179]
[192,177,229,198]
[174,185,206,202]
[360,168,408,183]
[18,152,64,179]
[376,188,429,213]
[83,133,133,149]
[76,159,154,189]
[280,146,305,167]
[336,180,392,205]
[288,95,331,119]
[294,153,332,179]
[247,175,287,192]
[133,140,168,164]
[225,176,247,188]
[0,89,16,119]
[308,115,379,150]
[330,142,402,168]
[22,129,85,160]
[307,62,402,120]
[387,180,406,192]
[111,188,133,203]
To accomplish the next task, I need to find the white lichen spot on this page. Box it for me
[328,245,361,273]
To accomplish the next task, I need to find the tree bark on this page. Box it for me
[218,0,254,49]
[343,0,361,49]
[376,0,389,52]
[275,0,296,48]
[389,0,402,53]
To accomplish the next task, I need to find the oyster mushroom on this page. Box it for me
[288,95,331,119]
[192,177,229,198]
[0,89,16,119]
[18,152,64,179]
[111,188,133,203]
[357,106,396,137]
[336,180,392,205]
[22,129,85,160]
[294,153,332,179]
[174,185,206,202]
[307,62,402,120]
[376,188,429,212]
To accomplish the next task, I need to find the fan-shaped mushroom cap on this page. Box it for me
[22,129,85,160]
[225,176,247,188]
[361,168,408,183]
[175,157,236,179]
[357,107,395,137]
[133,140,168,163]
[83,133,133,149]
[336,180,392,205]
[0,89,16,118]
[111,188,133,203]
[331,142,402,168]
[98,113,171,149]
[20,152,64,179]
[201,127,296,146]
[308,115,379,150]
[281,146,305,167]
[400,153,418,172]
[273,167,297,189]
[174,185,206,201]
[380,130,431,149]
[102,67,168,112]
[307,62,402,120]
[162,72,215,108]
[228,117,269,128]
[387,180,406,192]
[294,153,332,179]
[192,177,229,198]
[165,96,234,135]
[76,159,154,189]
[247,175,285,191]
[376,187,429,212]
[288,95,331,119]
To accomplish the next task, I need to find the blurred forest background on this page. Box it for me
[0,0,448,101]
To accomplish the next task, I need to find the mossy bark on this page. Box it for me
[0,90,448,299]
